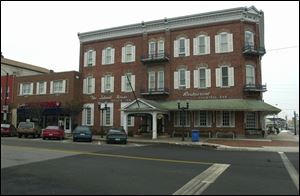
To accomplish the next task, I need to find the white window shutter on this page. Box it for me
[186,70,190,89]
[215,35,220,53]
[90,104,94,126]
[207,112,212,127]
[228,33,233,52]
[91,78,95,94]
[110,76,114,92]
[131,75,135,91]
[50,81,53,94]
[206,36,210,54]
[229,67,234,86]
[174,40,178,57]
[111,48,115,64]
[216,112,221,127]
[62,80,66,93]
[185,39,190,56]
[121,76,125,92]
[121,47,125,63]
[36,82,40,94]
[83,79,87,94]
[82,108,86,126]
[102,49,106,65]
[43,82,47,94]
[231,112,235,127]
[30,83,33,95]
[84,52,87,67]
[92,51,96,66]
[206,69,211,88]
[132,46,135,62]
[216,68,221,87]
[193,37,199,55]
[19,84,23,95]
[110,103,114,126]
[174,71,179,89]
[194,69,199,88]
[101,77,105,93]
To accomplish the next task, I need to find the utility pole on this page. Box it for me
[285,115,288,130]
[294,111,297,135]
[3,73,9,123]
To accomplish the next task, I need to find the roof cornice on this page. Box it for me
[78,6,264,43]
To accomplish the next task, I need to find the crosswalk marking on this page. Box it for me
[173,163,230,195]
[278,152,299,192]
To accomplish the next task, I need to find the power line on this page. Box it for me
[266,45,299,52]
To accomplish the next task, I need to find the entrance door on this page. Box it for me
[64,117,71,133]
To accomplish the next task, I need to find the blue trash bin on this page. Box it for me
[191,129,200,142]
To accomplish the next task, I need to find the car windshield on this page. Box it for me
[108,129,125,134]
[18,122,34,129]
[45,126,60,130]
[73,127,91,133]
[1,124,10,128]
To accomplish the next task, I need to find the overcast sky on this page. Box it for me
[1,1,299,120]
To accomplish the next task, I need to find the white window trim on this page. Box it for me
[20,83,33,96]
[216,111,235,127]
[121,102,134,127]
[82,103,94,126]
[174,111,190,127]
[216,66,234,88]
[101,102,113,126]
[246,65,255,85]
[36,81,47,95]
[194,111,212,127]
[102,47,115,65]
[122,44,135,63]
[215,32,233,53]
[50,80,66,94]
[193,35,210,55]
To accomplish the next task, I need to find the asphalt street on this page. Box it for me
[1,137,299,195]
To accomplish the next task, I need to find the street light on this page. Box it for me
[177,100,189,141]
[98,102,108,138]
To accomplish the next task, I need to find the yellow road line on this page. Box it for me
[1,144,214,165]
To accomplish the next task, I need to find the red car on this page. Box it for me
[1,123,17,137]
[42,126,65,140]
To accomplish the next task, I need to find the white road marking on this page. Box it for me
[278,152,299,192]
[173,163,230,195]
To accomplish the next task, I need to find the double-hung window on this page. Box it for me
[246,112,257,129]
[245,31,254,47]
[199,68,206,88]
[83,76,95,94]
[36,81,46,95]
[216,66,234,88]
[20,83,33,95]
[82,103,94,126]
[125,73,132,92]
[157,71,164,90]
[216,111,235,127]
[246,65,255,85]
[174,37,190,57]
[215,32,233,53]
[84,50,96,67]
[122,44,135,63]
[148,72,156,91]
[101,75,114,93]
[193,35,210,55]
[194,111,212,127]
[102,47,115,65]
[50,80,66,94]
[158,40,165,56]
[149,42,156,57]
[179,69,186,88]
[194,68,211,89]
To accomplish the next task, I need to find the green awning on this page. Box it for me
[158,99,281,113]
[123,99,281,114]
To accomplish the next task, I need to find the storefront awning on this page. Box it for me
[123,98,281,114]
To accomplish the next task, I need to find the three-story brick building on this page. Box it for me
[77,6,280,139]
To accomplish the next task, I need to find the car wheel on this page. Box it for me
[18,133,22,138]
[42,137,45,140]
[73,138,76,142]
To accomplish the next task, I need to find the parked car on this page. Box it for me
[1,123,17,137]
[72,126,92,142]
[106,128,127,144]
[42,126,65,140]
[17,121,41,138]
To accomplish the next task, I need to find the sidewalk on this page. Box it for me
[89,130,299,152]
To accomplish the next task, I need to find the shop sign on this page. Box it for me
[182,91,227,99]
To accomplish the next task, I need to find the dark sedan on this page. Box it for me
[106,128,127,144]
[73,126,92,142]
[1,123,17,137]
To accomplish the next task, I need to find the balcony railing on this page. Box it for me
[243,45,266,56]
[140,88,170,96]
[244,84,267,92]
[141,53,170,63]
